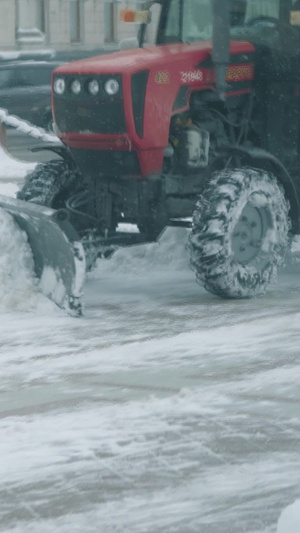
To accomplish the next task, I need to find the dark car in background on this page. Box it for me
[0,61,63,131]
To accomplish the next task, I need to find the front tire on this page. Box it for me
[189,168,290,298]
[17,159,80,209]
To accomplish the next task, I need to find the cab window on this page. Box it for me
[244,0,280,21]
[160,0,282,45]
[163,0,212,43]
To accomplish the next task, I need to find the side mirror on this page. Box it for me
[119,37,139,50]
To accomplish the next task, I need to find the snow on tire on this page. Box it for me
[17,159,80,208]
[189,168,290,298]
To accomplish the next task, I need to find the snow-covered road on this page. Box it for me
[0,148,300,533]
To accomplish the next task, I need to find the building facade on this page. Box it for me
[0,0,143,53]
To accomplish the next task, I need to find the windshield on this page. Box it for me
[160,0,281,44]
[163,0,212,42]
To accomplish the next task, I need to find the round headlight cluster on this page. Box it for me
[88,79,100,96]
[54,78,65,95]
[54,76,120,97]
[104,78,120,96]
[71,79,81,95]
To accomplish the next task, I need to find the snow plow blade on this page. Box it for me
[0,194,86,315]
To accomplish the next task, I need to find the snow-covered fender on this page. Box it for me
[31,143,77,169]
[216,145,300,233]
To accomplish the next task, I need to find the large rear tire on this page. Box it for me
[17,159,80,209]
[189,168,290,298]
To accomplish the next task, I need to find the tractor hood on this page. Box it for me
[54,41,254,76]
[52,38,255,179]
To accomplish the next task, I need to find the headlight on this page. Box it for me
[71,79,81,95]
[88,79,100,96]
[104,78,120,96]
[54,78,65,95]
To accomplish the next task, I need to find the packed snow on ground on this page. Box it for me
[276,500,300,533]
[0,152,300,533]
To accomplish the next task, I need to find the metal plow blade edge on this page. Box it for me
[0,194,86,316]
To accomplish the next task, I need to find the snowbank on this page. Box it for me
[277,500,300,533]
[0,200,59,313]
[0,49,55,61]
[0,108,59,143]
[0,106,60,182]
[0,207,37,310]
[0,156,60,313]
[91,226,191,280]
[0,145,36,182]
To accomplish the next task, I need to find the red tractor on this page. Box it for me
[2,0,300,312]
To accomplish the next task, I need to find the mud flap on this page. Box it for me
[0,194,86,315]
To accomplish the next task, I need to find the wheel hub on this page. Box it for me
[232,203,269,264]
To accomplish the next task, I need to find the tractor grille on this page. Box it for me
[53,74,126,134]
[71,148,141,178]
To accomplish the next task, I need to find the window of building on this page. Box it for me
[36,0,46,34]
[104,3,118,42]
[70,0,83,43]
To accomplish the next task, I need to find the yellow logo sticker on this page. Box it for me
[226,65,253,82]
[155,71,170,84]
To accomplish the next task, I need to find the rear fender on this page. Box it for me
[217,145,300,233]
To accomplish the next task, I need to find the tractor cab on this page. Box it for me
[127,0,300,166]
[133,0,300,43]
[120,0,300,100]
[134,1,300,71]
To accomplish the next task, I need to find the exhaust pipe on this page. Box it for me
[212,0,230,100]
